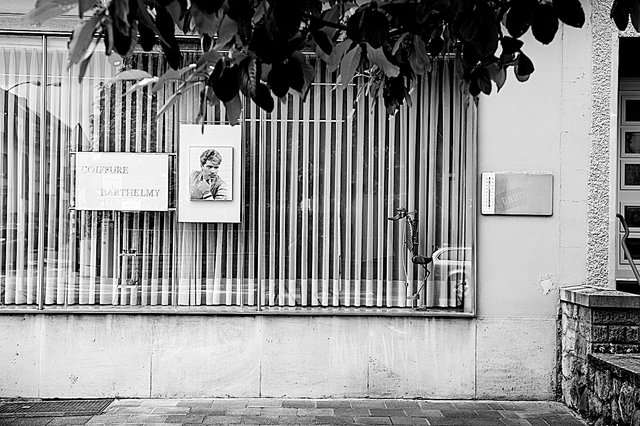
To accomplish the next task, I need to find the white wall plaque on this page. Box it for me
[178,124,242,223]
[75,152,169,211]
[481,172,553,216]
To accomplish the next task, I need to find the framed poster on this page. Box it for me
[621,159,640,190]
[75,152,169,211]
[178,124,241,223]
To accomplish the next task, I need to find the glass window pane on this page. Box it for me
[627,99,640,122]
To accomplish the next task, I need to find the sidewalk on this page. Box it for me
[0,398,588,426]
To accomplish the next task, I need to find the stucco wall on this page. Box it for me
[1,314,560,399]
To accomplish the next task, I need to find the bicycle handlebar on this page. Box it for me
[617,214,640,286]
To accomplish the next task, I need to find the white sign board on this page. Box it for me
[178,124,242,223]
[75,152,169,211]
[481,172,553,216]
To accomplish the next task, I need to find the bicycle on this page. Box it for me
[388,207,432,307]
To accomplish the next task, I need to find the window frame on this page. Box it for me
[0,30,477,317]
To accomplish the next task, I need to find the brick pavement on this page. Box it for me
[0,398,588,426]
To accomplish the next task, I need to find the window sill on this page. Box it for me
[0,305,475,318]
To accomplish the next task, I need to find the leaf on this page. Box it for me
[212,65,239,102]
[156,91,183,117]
[136,0,170,48]
[190,3,219,35]
[78,0,96,19]
[77,46,96,83]
[553,0,585,28]
[268,62,290,98]
[110,0,130,35]
[339,44,362,88]
[500,36,524,55]
[311,29,333,55]
[166,0,186,26]
[631,0,640,32]
[124,76,159,96]
[361,8,389,49]
[365,43,399,78]
[506,0,537,38]
[487,63,507,92]
[139,20,156,51]
[299,60,315,101]
[68,13,101,65]
[156,6,181,69]
[224,94,242,126]
[112,69,153,82]
[409,35,430,75]
[532,2,559,45]
[252,82,274,113]
[238,56,258,98]
[153,63,196,92]
[473,67,492,95]
[327,40,352,72]
[611,0,630,31]
[515,52,535,77]
[26,0,76,23]
[213,15,239,50]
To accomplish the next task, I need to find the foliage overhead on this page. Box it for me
[28,0,589,124]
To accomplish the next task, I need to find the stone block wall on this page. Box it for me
[561,285,640,424]
[585,354,640,425]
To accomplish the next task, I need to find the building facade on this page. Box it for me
[0,0,632,399]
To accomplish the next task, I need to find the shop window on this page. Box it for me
[0,35,476,314]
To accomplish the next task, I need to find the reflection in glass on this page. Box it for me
[624,206,640,229]
[626,131,640,154]
[625,163,640,187]
[623,237,640,260]
[627,99,640,122]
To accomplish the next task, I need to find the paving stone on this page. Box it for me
[354,417,392,425]
[333,409,374,417]
[86,414,132,424]
[259,408,300,416]
[208,400,249,409]
[238,415,280,424]
[140,399,181,407]
[226,408,263,416]
[277,415,317,424]
[384,401,420,409]
[316,401,352,409]
[526,420,549,426]
[314,415,355,424]
[369,409,407,417]
[246,399,283,408]
[164,413,205,423]
[423,418,467,426]
[351,401,386,409]
[500,420,533,425]
[202,415,242,424]
[404,409,444,418]
[150,407,191,414]
[465,418,506,426]
[389,416,428,425]
[47,416,93,425]
[281,400,317,409]
[451,402,491,411]
[297,408,335,416]
[498,411,521,419]
[439,410,479,418]
[417,402,455,411]
[8,419,52,426]
[475,410,504,418]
